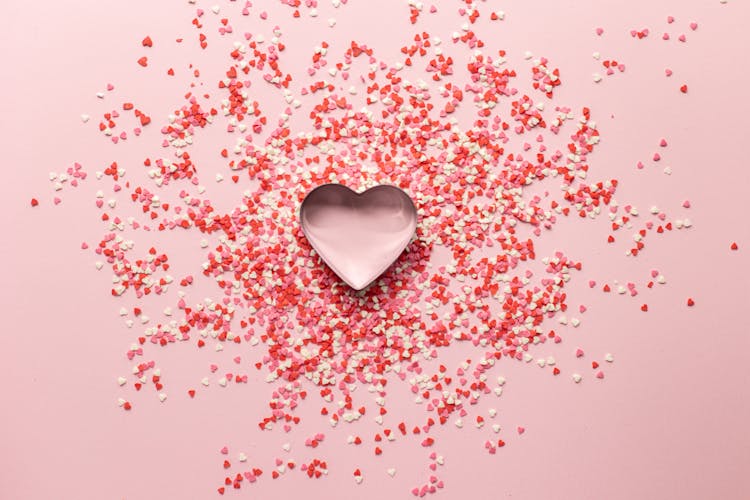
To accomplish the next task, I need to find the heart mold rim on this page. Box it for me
[299,183,418,291]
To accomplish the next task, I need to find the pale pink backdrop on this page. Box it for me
[1,1,749,499]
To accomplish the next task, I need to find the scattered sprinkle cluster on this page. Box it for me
[31,0,738,496]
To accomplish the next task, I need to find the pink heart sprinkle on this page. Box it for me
[690,22,698,30]
[517,426,525,435]
[576,348,585,357]
[220,446,228,455]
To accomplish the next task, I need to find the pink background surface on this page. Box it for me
[2,1,749,499]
